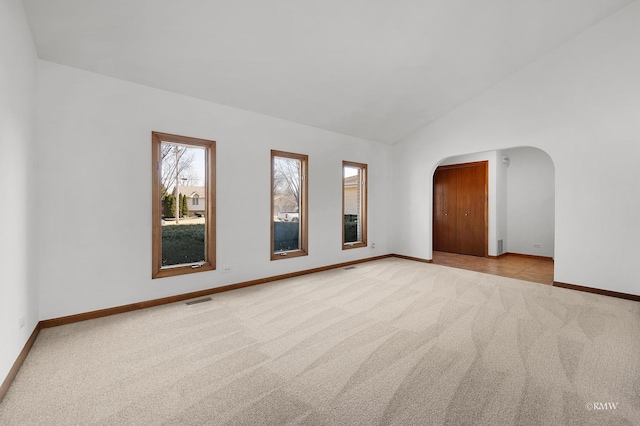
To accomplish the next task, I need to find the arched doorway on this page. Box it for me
[432,147,555,283]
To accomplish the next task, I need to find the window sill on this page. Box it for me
[271,249,308,261]
[153,263,215,279]
[343,242,367,250]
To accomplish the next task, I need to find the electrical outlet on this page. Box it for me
[533,243,541,249]
[371,242,376,249]
[18,317,25,329]
[222,267,232,273]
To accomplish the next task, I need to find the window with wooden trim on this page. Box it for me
[271,150,308,260]
[343,161,367,249]
[152,132,216,278]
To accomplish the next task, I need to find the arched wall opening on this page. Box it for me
[433,146,555,260]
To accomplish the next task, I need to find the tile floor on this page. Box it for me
[432,251,554,285]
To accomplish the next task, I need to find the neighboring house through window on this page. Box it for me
[179,187,204,213]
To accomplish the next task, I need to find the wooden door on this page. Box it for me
[455,163,487,256]
[432,161,487,257]
[433,168,457,252]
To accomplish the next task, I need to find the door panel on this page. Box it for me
[456,164,487,256]
[433,168,457,252]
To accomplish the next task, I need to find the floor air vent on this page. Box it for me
[185,297,212,306]
[344,266,356,270]
[497,239,504,255]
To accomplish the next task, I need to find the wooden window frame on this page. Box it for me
[342,161,368,250]
[152,132,216,278]
[271,150,308,261]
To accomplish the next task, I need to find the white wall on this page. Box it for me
[504,147,555,257]
[495,150,508,254]
[393,2,640,295]
[36,61,392,320]
[0,0,39,385]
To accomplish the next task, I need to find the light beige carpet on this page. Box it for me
[1,258,639,425]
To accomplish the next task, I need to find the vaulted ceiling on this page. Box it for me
[23,0,633,144]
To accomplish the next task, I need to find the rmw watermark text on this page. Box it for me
[585,402,619,410]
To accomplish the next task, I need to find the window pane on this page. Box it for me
[160,143,207,266]
[343,161,367,249]
[344,166,361,243]
[152,132,215,278]
[273,156,301,252]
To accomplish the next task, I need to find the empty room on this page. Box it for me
[1,0,639,424]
